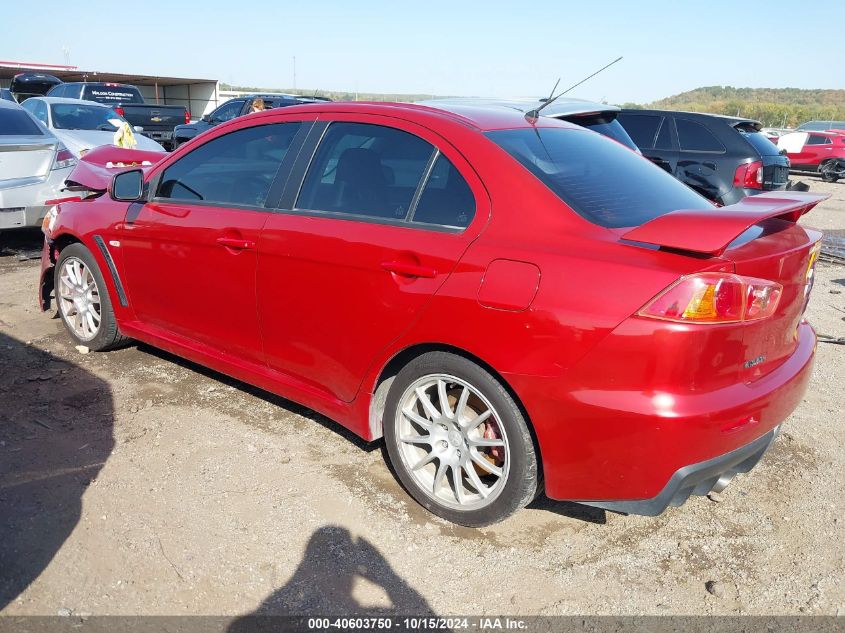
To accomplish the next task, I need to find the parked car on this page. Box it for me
[777,130,845,182]
[421,97,639,151]
[47,82,188,150]
[616,110,790,205]
[9,72,63,102]
[796,120,845,132]
[172,93,331,149]
[0,99,76,230]
[39,103,824,526]
[0,89,16,103]
[21,97,164,157]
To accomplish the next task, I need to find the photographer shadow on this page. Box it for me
[228,526,435,630]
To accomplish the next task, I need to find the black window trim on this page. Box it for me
[147,121,311,213]
[675,117,727,154]
[285,120,474,233]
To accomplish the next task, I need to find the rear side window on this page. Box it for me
[82,85,143,104]
[411,154,475,228]
[740,130,781,156]
[487,127,713,228]
[0,108,45,135]
[676,119,725,152]
[617,114,660,148]
[156,122,301,207]
[806,135,831,145]
[297,122,435,221]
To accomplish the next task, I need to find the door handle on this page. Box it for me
[216,236,255,250]
[381,261,437,278]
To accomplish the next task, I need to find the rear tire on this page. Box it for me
[819,160,840,183]
[55,243,128,351]
[383,352,538,527]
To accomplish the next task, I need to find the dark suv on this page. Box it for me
[617,110,789,205]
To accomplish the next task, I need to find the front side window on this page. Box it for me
[676,118,725,152]
[297,122,435,221]
[616,114,661,149]
[654,118,672,150]
[211,100,244,123]
[156,122,301,207]
[487,127,713,228]
[22,99,48,125]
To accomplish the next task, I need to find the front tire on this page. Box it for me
[383,352,538,527]
[55,243,127,351]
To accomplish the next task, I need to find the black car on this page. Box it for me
[172,93,331,149]
[9,73,63,102]
[616,109,790,206]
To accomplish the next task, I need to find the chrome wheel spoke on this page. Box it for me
[59,257,102,342]
[396,373,510,511]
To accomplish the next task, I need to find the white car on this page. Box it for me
[21,97,164,157]
[0,99,76,230]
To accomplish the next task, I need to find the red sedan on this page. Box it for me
[39,102,825,526]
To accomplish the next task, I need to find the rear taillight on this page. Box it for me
[114,106,125,117]
[52,144,77,170]
[184,110,191,124]
[638,273,782,324]
[733,160,763,190]
[802,242,822,311]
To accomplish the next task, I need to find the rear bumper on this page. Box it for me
[0,166,72,229]
[506,320,816,505]
[581,426,779,516]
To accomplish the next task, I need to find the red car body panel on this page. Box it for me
[779,131,845,168]
[39,103,826,507]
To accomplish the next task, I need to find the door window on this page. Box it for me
[296,122,435,221]
[411,154,475,228]
[617,114,661,149]
[806,134,831,145]
[211,100,244,123]
[654,118,673,150]
[23,99,49,126]
[676,118,725,152]
[156,122,302,207]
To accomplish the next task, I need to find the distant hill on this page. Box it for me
[220,83,448,104]
[621,86,845,128]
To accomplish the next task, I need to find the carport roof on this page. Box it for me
[0,61,216,86]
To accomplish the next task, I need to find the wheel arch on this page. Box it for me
[40,231,85,311]
[366,342,544,485]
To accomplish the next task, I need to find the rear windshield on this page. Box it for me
[0,109,45,135]
[739,130,781,156]
[487,127,713,228]
[82,85,144,104]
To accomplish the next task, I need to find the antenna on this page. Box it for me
[526,56,623,122]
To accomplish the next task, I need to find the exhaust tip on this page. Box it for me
[711,472,736,494]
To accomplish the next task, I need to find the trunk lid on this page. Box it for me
[623,191,827,382]
[0,136,57,181]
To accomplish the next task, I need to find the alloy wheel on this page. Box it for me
[58,256,102,341]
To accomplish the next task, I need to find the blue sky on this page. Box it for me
[3,0,842,103]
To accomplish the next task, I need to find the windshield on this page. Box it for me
[51,104,126,131]
[564,115,639,152]
[0,109,45,135]
[487,127,713,228]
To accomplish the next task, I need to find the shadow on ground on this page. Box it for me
[228,526,435,629]
[0,331,114,609]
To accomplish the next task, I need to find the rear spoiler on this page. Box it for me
[65,145,167,192]
[622,192,829,256]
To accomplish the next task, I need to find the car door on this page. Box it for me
[118,120,307,365]
[803,133,834,166]
[674,116,726,201]
[257,116,488,402]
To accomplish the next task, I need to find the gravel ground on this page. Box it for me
[0,180,843,618]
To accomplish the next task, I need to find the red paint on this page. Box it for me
[780,131,845,168]
[39,102,824,504]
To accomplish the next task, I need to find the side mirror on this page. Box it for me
[201,114,211,123]
[111,169,145,202]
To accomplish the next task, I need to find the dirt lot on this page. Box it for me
[0,180,843,618]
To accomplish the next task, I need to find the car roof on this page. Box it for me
[0,98,25,111]
[621,108,762,128]
[247,101,577,132]
[420,97,619,119]
[32,97,111,107]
